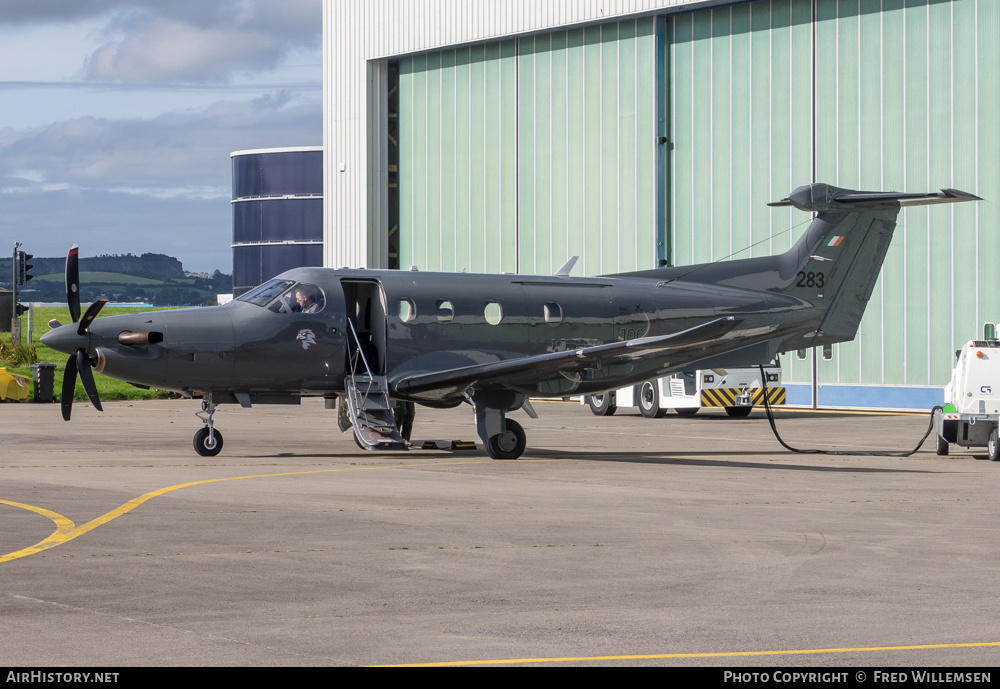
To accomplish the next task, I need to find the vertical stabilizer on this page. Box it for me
[768,184,980,344]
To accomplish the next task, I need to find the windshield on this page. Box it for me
[236,279,294,307]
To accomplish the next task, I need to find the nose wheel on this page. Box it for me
[193,427,224,456]
[193,394,224,457]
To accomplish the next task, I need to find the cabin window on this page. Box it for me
[484,301,503,325]
[543,302,562,326]
[796,349,807,361]
[436,299,454,323]
[399,298,416,323]
[291,284,325,313]
[822,344,833,361]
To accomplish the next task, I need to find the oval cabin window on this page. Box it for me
[484,301,503,325]
[399,298,416,323]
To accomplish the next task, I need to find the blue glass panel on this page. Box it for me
[261,245,323,282]
[233,246,263,290]
[261,199,322,241]
[233,199,322,243]
[232,151,322,198]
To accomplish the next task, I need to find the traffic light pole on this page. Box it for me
[11,242,20,345]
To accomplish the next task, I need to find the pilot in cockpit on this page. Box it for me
[294,286,324,314]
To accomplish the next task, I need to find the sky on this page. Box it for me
[0,0,322,274]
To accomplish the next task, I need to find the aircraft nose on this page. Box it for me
[40,324,86,355]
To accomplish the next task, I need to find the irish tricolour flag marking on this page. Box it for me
[824,235,845,247]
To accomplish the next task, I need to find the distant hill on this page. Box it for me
[0,253,232,305]
[5,252,186,282]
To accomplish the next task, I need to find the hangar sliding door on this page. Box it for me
[397,42,519,275]
[671,0,999,401]
[516,19,658,276]
[398,18,659,278]
[811,0,999,394]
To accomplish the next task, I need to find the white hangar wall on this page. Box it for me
[324,0,1000,408]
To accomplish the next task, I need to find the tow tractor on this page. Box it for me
[935,327,1000,460]
[584,363,785,418]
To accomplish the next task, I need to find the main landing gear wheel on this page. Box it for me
[989,427,1000,462]
[935,434,949,456]
[486,419,526,460]
[587,393,616,416]
[724,406,753,418]
[193,427,224,457]
[638,380,667,418]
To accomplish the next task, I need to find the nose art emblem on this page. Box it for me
[296,329,317,350]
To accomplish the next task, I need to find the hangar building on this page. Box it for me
[323,0,999,409]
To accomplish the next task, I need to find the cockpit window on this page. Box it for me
[267,283,326,314]
[237,279,294,306]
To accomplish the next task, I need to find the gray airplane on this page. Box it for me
[41,183,978,459]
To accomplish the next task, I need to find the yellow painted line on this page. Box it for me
[372,641,1000,666]
[0,458,565,564]
[0,500,78,563]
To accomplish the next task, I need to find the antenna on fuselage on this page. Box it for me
[554,256,579,277]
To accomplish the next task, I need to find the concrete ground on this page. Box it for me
[1,398,998,667]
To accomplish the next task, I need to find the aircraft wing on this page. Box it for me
[390,316,744,401]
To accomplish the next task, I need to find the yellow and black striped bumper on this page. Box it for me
[700,387,786,408]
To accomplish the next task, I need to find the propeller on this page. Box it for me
[60,244,107,421]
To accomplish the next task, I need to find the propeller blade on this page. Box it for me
[61,354,78,421]
[76,349,103,413]
[66,244,81,324]
[77,299,107,337]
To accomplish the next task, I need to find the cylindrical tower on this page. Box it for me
[231,147,323,295]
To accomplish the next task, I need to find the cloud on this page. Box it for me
[86,20,285,83]
[1,96,320,195]
[0,0,125,25]
[0,1,320,84]
[85,1,320,84]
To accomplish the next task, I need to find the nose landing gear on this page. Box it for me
[193,394,224,457]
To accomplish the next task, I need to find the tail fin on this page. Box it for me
[767,184,979,344]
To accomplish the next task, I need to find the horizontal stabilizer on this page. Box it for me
[769,184,981,213]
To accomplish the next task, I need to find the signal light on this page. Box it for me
[18,251,33,285]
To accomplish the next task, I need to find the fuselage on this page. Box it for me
[41,264,818,403]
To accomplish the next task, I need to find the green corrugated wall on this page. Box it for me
[398,0,999,390]
[398,42,518,275]
[399,18,658,277]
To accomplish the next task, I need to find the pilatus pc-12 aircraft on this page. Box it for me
[42,183,978,459]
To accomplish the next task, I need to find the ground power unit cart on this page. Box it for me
[935,334,1000,461]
